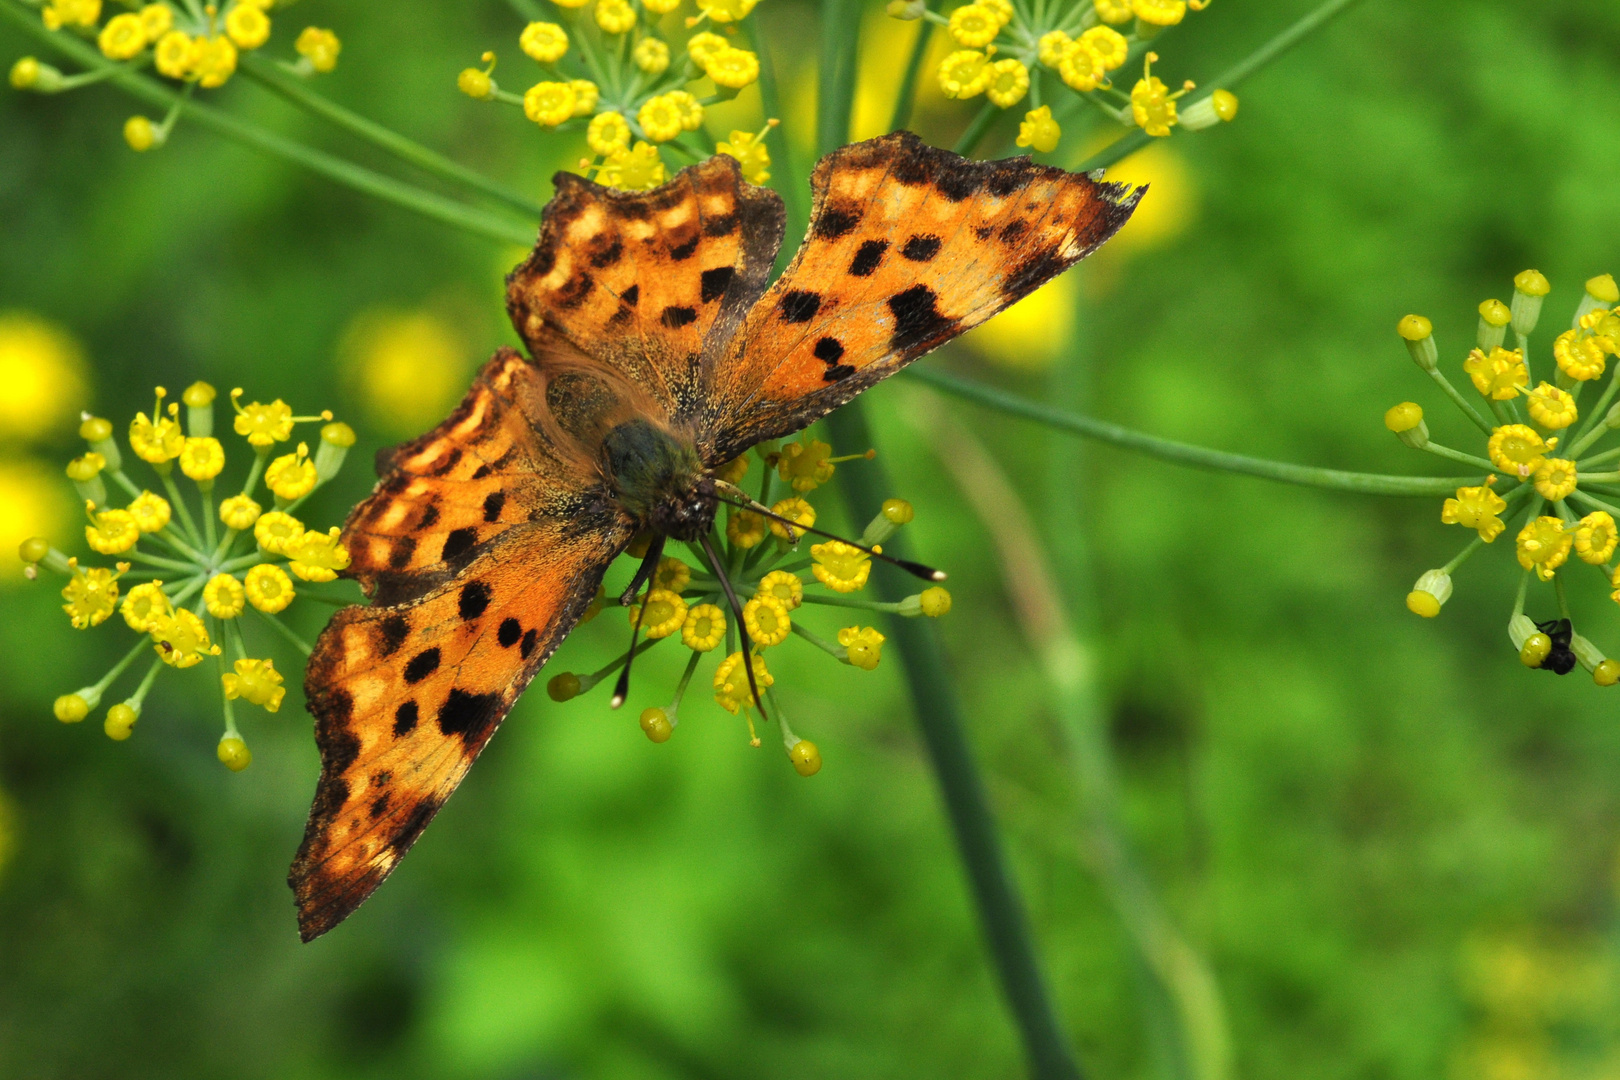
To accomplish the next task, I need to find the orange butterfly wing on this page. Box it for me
[290,349,632,941]
[706,131,1141,459]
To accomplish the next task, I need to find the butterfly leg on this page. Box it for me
[611,536,665,708]
[698,533,770,727]
[618,535,667,606]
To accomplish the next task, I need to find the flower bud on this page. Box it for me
[898,585,952,617]
[1405,569,1451,618]
[124,116,160,153]
[639,706,673,742]
[182,381,216,436]
[1397,315,1437,371]
[1476,299,1510,352]
[11,57,65,92]
[314,421,355,481]
[1595,659,1620,687]
[1382,402,1428,448]
[1575,274,1619,325]
[887,0,927,19]
[788,738,822,776]
[457,68,495,99]
[217,735,252,772]
[861,499,913,547]
[65,452,108,507]
[547,672,581,701]
[1510,270,1549,336]
[104,703,138,741]
[1605,401,1620,430]
[18,536,50,566]
[1179,89,1237,131]
[54,692,93,723]
[80,414,122,471]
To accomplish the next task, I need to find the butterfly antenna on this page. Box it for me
[612,536,665,709]
[698,533,770,728]
[710,481,946,583]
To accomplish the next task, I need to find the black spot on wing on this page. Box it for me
[1003,247,1067,303]
[588,237,623,268]
[404,648,440,685]
[370,793,390,819]
[935,159,983,202]
[700,266,735,304]
[888,285,958,353]
[815,204,862,239]
[498,617,522,648]
[621,284,639,307]
[458,580,492,621]
[822,364,856,382]
[520,628,538,659]
[482,491,505,522]
[437,688,502,740]
[377,614,409,658]
[424,448,461,477]
[471,464,491,480]
[849,240,887,277]
[390,797,439,852]
[441,528,477,564]
[999,219,1028,244]
[393,700,418,737]
[779,291,821,323]
[388,537,416,570]
[704,212,737,237]
[417,504,440,529]
[813,337,845,363]
[668,235,699,261]
[662,305,698,328]
[553,272,593,310]
[901,235,942,262]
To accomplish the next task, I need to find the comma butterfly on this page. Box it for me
[290,131,1141,940]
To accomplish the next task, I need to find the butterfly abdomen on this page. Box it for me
[601,417,715,540]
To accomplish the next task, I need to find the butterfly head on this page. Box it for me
[601,417,717,541]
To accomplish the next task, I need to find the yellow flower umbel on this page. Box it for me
[21,381,353,766]
[543,441,951,773]
[1387,272,1620,685]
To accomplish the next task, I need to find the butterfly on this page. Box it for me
[289,130,1141,941]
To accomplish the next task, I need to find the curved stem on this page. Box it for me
[0,0,537,246]
[953,101,1002,157]
[905,367,1476,497]
[886,1,939,134]
[237,54,547,219]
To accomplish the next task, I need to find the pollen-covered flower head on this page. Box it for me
[637,94,685,143]
[1463,346,1528,400]
[939,49,993,99]
[597,142,666,191]
[1526,382,1578,429]
[777,436,835,492]
[288,527,350,582]
[743,594,791,647]
[1516,517,1572,581]
[85,505,139,555]
[1575,512,1618,566]
[1058,41,1106,93]
[948,4,1000,48]
[232,392,295,446]
[254,510,305,555]
[1555,327,1610,381]
[222,658,286,712]
[985,58,1030,109]
[587,111,632,157]
[266,442,317,501]
[1532,457,1578,502]
[838,625,886,670]
[633,37,669,75]
[629,588,689,639]
[1016,106,1061,154]
[219,494,262,531]
[717,127,772,184]
[757,570,803,610]
[519,21,568,63]
[179,436,226,481]
[726,508,766,549]
[524,81,576,127]
[1080,26,1129,70]
[204,572,247,618]
[126,491,171,534]
[244,563,295,613]
[681,603,727,651]
[652,556,690,593]
[767,497,816,541]
[685,31,727,68]
[121,580,169,632]
[703,46,760,89]
[1441,478,1507,542]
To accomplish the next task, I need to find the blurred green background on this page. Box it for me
[5,1,1620,1077]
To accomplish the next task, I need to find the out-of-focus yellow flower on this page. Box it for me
[0,312,87,443]
[265,442,317,501]
[633,37,669,75]
[253,510,305,555]
[519,21,568,64]
[40,0,100,31]
[126,491,171,534]
[597,142,666,190]
[594,0,636,34]
[1015,105,1061,154]
[219,494,262,531]
[1133,0,1186,26]
[1080,26,1128,70]
[138,3,171,41]
[1093,0,1133,23]
[286,526,350,582]
[0,459,70,580]
[948,4,1000,48]
[587,111,631,156]
[697,0,758,21]
[524,80,576,127]
[1036,30,1070,68]
[704,46,759,89]
[985,58,1029,108]
[339,309,468,436]
[685,30,727,68]
[192,36,238,89]
[295,27,341,73]
[225,4,271,50]
[98,13,147,61]
[1487,424,1554,479]
[1516,516,1572,581]
[939,49,992,98]
[838,625,885,670]
[717,127,772,184]
[222,657,285,712]
[153,29,194,78]
[1441,479,1507,542]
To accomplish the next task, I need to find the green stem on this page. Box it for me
[250,608,313,658]
[238,54,547,219]
[125,549,199,573]
[1419,442,1496,471]
[798,592,903,613]
[887,0,940,133]
[1427,368,1496,435]
[788,620,846,661]
[91,637,153,696]
[952,101,1002,157]
[158,469,203,548]
[905,368,1478,497]
[823,403,1085,1080]
[742,13,806,244]
[1441,534,1485,575]
[0,0,537,246]
[815,0,860,156]
[1076,0,1369,174]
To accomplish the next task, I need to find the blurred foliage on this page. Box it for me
[4,1,1620,1078]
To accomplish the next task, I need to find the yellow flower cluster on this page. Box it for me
[1388,271,1620,686]
[457,2,766,192]
[23,0,342,151]
[546,434,951,776]
[24,381,356,767]
[907,0,1226,155]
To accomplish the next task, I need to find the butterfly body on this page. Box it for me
[291,132,1142,941]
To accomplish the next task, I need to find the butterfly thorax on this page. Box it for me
[601,417,716,541]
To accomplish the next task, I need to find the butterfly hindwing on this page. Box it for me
[707,131,1141,459]
[291,350,632,941]
[506,154,785,428]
